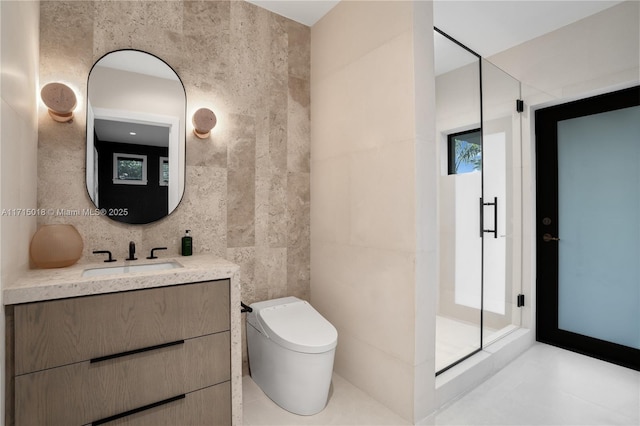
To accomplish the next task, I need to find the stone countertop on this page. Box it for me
[3,254,240,305]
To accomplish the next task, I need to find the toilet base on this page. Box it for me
[247,324,335,415]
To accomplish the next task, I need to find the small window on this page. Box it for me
[113,153,147,185]
[448,129,482,175]
[159,157,169,186]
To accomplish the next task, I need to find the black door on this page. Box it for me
[535,86,640,371]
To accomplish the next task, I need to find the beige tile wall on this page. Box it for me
[489,0,639,101]
[311,1,436,422]
[1,1,41,422]
[1,0,39,286]
[37,0,310,368]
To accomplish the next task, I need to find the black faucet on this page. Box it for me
[93,250,116,262]
[126,241,137,261]
[147,247,167,259]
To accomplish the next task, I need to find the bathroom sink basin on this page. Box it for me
[82,261,182,277]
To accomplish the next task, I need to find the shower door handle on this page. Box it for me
[479,197,498,239]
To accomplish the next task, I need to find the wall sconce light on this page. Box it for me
[192,108,217,139]
[40,82,77,123]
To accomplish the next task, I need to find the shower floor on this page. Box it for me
[436,315,518,372]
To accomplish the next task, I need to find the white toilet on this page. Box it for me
[246,296,338,415]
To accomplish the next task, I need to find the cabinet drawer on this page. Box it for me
[15,331,230,426]
[89,382,231,426]
[15,280,229,374]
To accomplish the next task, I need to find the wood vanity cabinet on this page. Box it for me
[7,279,231,426]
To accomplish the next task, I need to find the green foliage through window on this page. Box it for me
[448,129,482,174]
[117,158,144,180]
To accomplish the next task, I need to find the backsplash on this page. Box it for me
[37,1,310,306]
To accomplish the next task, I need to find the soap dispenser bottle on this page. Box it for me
[181,230,192,256]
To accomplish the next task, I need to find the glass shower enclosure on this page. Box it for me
[434,28,523,374]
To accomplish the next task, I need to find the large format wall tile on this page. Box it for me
[37,0,310,369]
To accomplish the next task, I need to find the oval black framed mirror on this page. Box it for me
[86,50,186,224]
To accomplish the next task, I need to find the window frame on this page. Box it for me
[112,153,148,185]
[447,128,482,175]
[159,156,169,187]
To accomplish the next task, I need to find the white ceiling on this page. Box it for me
[246,0,624,57]
[245,0,339,26]
[433,0,625,58]
[94,119,170,147]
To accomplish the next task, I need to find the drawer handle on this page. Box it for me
[91,394,186,426]
[90,340,185,364]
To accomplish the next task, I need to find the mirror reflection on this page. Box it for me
[86,50,186,224]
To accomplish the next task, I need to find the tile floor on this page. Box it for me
[243,373,407,425]
[243,343,640,425]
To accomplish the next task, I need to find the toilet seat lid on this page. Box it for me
[258,300,338,354]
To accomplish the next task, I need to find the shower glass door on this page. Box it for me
[435,29,482,373]
[435,29,523,374]
[481,60,522,346]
